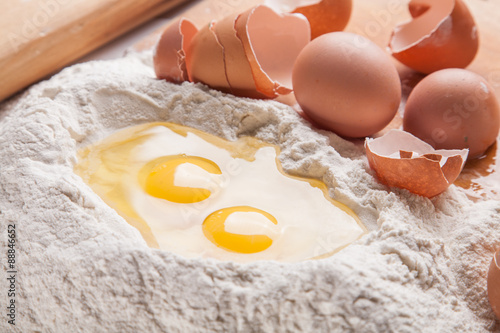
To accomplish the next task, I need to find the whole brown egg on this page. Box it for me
[292,32,401,138]
[403,69,500,159]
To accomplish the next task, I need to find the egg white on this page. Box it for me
[121,125,365,262]
[75,123,366,262]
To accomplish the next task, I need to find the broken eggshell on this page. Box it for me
[214,10,268,99]
[389,0,479,74]
[488,249,500,319]
[185,20,231,93]
[265,0,352,39]
[153,18,198,83]
[186,5,310,99]
[365,130,468,197]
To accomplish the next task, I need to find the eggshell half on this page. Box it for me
[185,21,231,93]
[293,0,351,39]
[214,10,269,99]
[185,5,310,99]
[488,249,500,319]
[389,0,479,74]
[265,0,352,39]
[153,18,198,82]
[234,5,310,97]
[365,130,468,197]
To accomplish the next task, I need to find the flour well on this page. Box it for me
[0,50,499,332]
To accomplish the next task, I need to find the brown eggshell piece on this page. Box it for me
[214,12,269,99]
[234,5,310,98]
[153,18,198,83]
[389,0,479,74]
[185,21,231,93]
[265,0,351,39]
[488,249,500,319]
[365,130,468,197]
[293,0,352,39]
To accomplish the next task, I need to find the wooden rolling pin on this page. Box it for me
[0,0,191,102]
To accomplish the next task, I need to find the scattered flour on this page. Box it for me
[0,50,499,332]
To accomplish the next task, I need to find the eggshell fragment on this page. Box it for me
[265,0,352,39]
[153,18,198,82]
[185,21,231,93]
[186,5,310,99]
[234,5,310,98]
[488,249,500,319]
[214,12,267,99]
[389,0,479,74]
[365,130,468,197]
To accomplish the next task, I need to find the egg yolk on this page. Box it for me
[141,154,222,204]
[202,206,278,254]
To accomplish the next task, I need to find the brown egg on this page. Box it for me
[153,18,198,83]
[292,32,401,138]
[488,249,500,319]
[389,0,479,74]
[403,69,500,159]
[365,130,468,197]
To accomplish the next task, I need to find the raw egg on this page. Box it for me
[403,69,500,159]
[292,32,401,138]
[75,123,366,262]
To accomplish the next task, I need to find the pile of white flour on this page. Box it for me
[1,50,499,332]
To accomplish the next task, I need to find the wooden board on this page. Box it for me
[134,0,500,201]
[0,0,191,102]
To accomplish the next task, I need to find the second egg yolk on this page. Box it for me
[202,206,278,254]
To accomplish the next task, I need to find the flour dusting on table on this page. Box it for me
[0,50,499,332]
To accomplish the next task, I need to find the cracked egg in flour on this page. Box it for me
[75,122,366,262]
